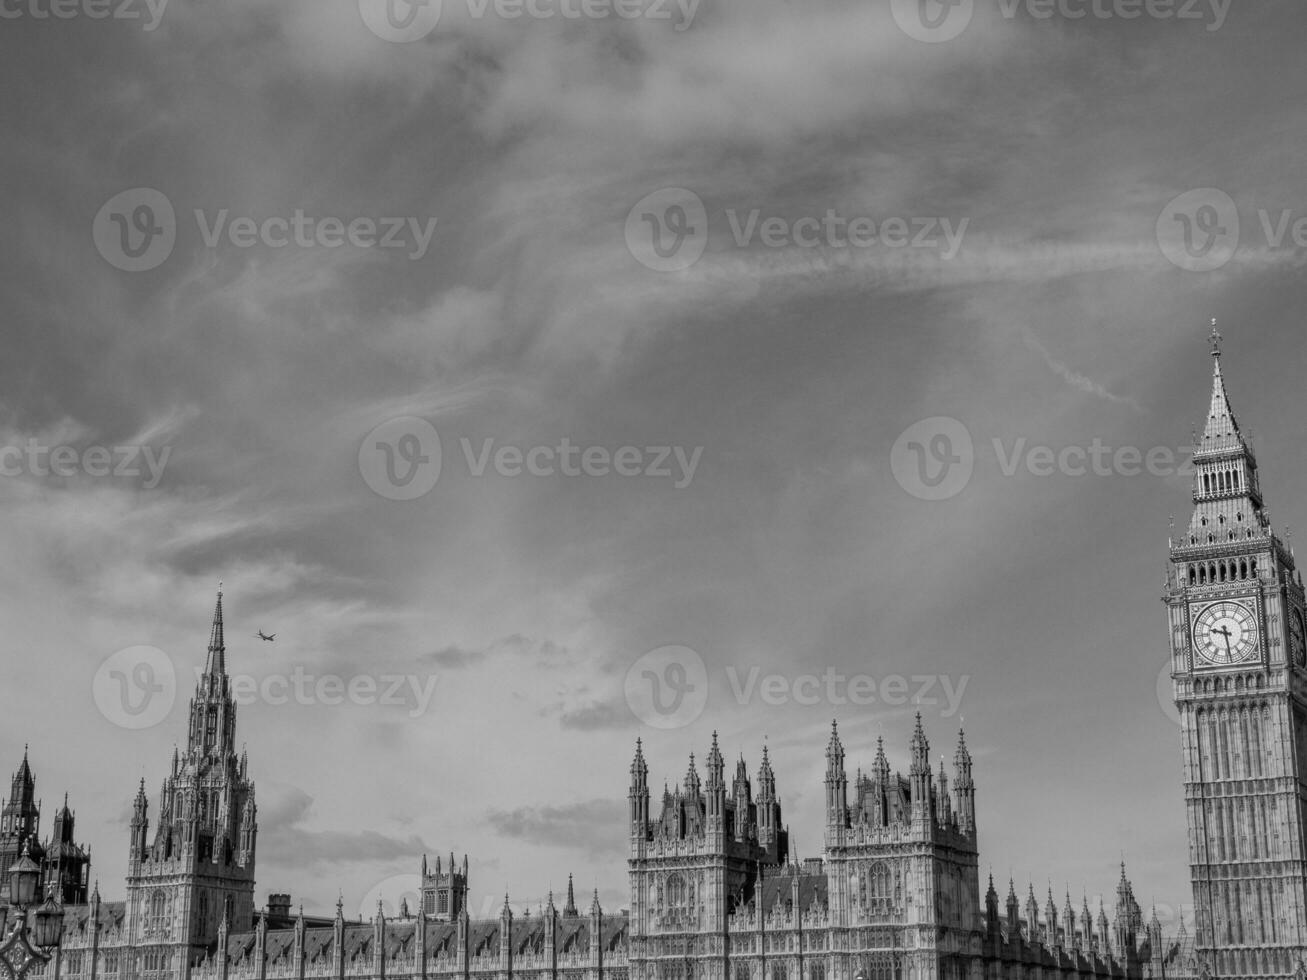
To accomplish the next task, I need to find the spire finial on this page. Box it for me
[1210,318,1222,358]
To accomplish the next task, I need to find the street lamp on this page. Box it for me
[0,842,62,980]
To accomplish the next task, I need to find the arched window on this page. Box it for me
[666,873,689,913]
[148,890,170,937]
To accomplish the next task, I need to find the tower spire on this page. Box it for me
[1179,329,1270,544]
[206,584,226,677]
[1200,322,1242,452]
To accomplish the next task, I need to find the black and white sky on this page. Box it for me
[2,0,1307,931]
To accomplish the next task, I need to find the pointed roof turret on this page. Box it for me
[683,752,700,797]
[825,719,841,754]
[910,713,929,773]
[757,743,777,801]
[706,731,725,787]
[873,737,891,782]
[630,738,647,781]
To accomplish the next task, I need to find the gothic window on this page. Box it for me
[666,873,688,913]
[736,965,751,980]
[197,890,209,933]
[148,890,170,938]
[772,965,787,980]
[810,965,825,980]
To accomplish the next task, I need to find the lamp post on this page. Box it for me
[0,842,63,980]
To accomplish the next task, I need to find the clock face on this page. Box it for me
[1192,600,1260,667]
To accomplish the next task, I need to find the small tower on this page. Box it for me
[0,747,43,883]
[42,793,90,904]
[420,851,468,920]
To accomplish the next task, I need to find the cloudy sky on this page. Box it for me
[2,0,1307,934]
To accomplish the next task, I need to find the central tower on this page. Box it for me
[1165,327,1307,979]
[125,589,258,980]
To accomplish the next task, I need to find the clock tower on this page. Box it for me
[1165,325,1307,979]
